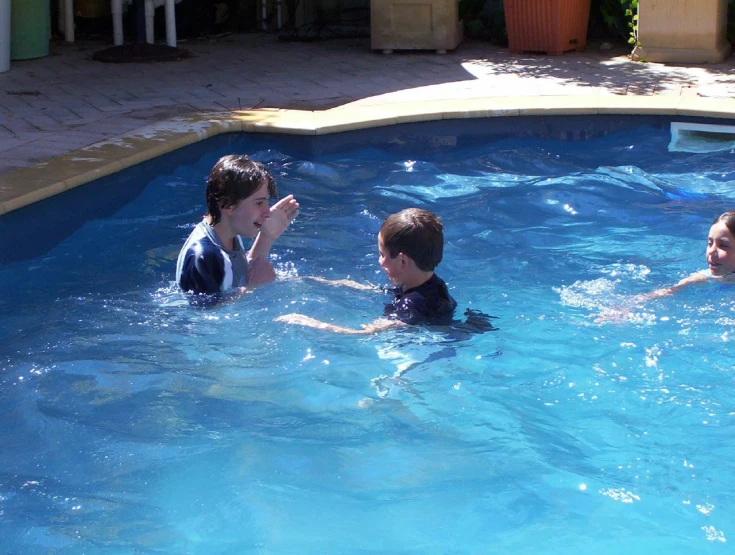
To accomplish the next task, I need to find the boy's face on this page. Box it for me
[378,232,405,286]
[707,220,735,277]
[222,181,271,238]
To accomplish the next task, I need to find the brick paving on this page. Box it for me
[0,32,733,177]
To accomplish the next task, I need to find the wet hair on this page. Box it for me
[205,154,277,225]
[713,210,735,235]
[379,208,444,271]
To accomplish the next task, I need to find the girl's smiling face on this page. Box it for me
[706,220,735,277]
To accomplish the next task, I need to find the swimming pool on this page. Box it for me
[1,115,734,552]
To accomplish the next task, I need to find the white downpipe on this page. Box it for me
[261,0,267,31]
[144,0,154,43]
[111,0,124,45]
[164,0,176,47]
[64,0,75,42]
[0,0,9,72]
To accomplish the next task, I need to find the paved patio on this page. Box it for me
[0,31,734,210]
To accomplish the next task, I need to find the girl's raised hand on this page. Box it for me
[260,195,300,240]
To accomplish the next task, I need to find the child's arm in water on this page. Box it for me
[275,276,396,333]
[597,270,709,323]
[305,276,382,292]
[632,270,710,302]
[275,313,406,335]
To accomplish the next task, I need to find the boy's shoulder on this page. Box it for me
[390,274,457,324]
[409,274,453,299]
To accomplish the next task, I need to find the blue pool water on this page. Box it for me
[2,116,735,552]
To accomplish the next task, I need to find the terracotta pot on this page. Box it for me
[503,0,591,56]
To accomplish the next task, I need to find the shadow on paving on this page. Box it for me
[460,41,735,95]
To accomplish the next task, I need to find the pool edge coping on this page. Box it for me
[2,94,735,216]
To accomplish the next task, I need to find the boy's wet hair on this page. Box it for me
[714,210,735,235]
[380,208,444,271]
[205,154,277,225]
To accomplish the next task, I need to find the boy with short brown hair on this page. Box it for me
[276,207,456,334]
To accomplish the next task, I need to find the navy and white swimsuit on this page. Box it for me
[176,221,249,305]
[385,274,457,325]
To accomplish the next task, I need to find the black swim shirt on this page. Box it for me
[385,274,457,325]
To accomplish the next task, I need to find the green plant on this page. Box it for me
[621,0,639,46]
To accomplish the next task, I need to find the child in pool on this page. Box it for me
[598,210,735,322]
[176,154,300,307]
[638,210,735,300]
[276,208,461,334]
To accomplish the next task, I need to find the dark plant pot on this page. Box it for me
[503,0,591,55]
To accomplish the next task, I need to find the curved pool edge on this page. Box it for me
[1,94,734,216]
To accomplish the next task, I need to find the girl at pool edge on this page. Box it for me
[600,210,735,321]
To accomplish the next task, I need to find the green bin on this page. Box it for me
[11,0,50,60]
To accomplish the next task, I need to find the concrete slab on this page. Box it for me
[0,32,733,213]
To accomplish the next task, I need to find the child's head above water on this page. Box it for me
[205,155,277,225]
[707,210,735,278]
[379,208,444,270]
[378,208,444,288]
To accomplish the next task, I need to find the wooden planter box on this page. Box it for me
[632,0,731,63]
[504,0,591,55]
[371,0,463,54]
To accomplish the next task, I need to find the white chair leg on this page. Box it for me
[64,0,75,42]
[58,0,65,34]
[165,0,176,47]
[144,0,154,43]
[111,0,124,45]
[0,0,10,72]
